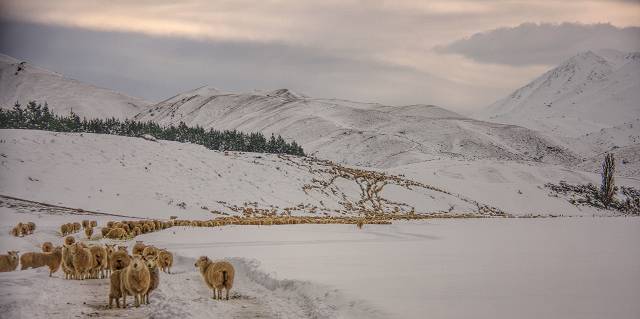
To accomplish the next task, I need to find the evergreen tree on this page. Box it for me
[0,101,305,156]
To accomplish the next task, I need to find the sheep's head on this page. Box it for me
[195,256,210,268]
[142,247,158,261]
[130,256,145,271]
[112,251,130,270]
[105,244,115,255]
[145,258,157,270]
[94,252,104,265]
[64,236,75,246]
[160,251,171,263]
[7,251,19,261]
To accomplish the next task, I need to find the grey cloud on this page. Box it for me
[0,20,495,111]
[436,22,640,66]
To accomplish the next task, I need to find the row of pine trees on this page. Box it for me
[0,101,305,156]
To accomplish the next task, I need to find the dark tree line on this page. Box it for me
[0,101,305,156]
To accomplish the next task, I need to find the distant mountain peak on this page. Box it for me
[476,50,640,138]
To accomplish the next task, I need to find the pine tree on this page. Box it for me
[0,100,305,156]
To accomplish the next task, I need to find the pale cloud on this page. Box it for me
[437,22,640,65]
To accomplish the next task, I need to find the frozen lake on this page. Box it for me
[143,218,640,319]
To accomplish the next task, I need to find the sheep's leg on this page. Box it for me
[212,289,216,300]
[134,294,140,307]
[122,293,127,309]
[109,296,113,309]
[226,288,229,300]
[115,297,120,309]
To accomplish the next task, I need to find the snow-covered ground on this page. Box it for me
[1,204,638,319]
[392,159,640,216]
[3,129,636,217]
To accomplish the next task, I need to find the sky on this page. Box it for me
[0,0,639,113]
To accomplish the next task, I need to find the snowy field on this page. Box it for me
[1,202,638,319]
[143,218,640,319]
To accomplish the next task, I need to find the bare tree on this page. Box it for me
[600,153,615,207]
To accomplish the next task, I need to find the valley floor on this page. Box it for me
[1,204,638,319]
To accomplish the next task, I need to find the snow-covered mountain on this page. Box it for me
[134,86,578,168]
[0,54,150,119]
[477,50,640,138]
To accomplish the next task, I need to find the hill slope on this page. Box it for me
[0,54,150,119]
[134,86,578,168]
[0,129,490,219]
[477,50,640,138]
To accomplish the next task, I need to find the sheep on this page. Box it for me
[70,242,93,280]
[109,269,124,308]
[43,246,62,276]
[61,244,75,279]
[101,227,110,237]
[143,258,159,304]
[120,255,150,308]
[85,227,93,240]
[142,246,158,261]
[73,222,81,232]
[106,228,127,240]
[132,241,146,256]
[194,256,235,300]
[110,250,130,271]
[105,244,116,277]
[64,236,75,246]
[82,220,91,229]
[0,251,19,272]
[26,222,36,234]
[20,223,30,236]
[89,245,107,279]
[20,252,46,270]
[157,249,173,274]
[42,242,53,253]
[60,224,69,236]
[90,220,97,228]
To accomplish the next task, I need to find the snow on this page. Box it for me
[476,50,640,139]
[3,129,637,218]
[1,203,638,319]
[391,159,640,216]
[0,129,481,218]
[0,54,150,119]
[133,85,579,169]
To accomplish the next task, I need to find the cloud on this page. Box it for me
[436,22,640,66]
[0,20,506,112]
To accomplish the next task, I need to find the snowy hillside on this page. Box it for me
[2,129,635,217]
[134,86,578,168]
[0,129,491,219]
[477,50,640,138]
[0,54,150,119]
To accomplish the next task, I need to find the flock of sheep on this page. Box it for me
[1,219,236,310]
